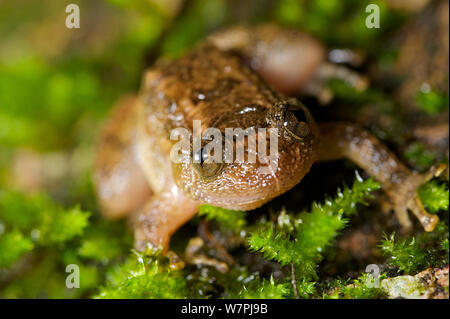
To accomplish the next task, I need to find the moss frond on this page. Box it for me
[325,274,387,299]
[249,174,380,280]
[380,234,427,274]
[96,248,187,299]
[404,143,436,171]
[0,230,34,268]
[418,180,449,214]
[0,191,90,246]
[380,222,449,275]
[198,205,247,231]
[415,89,449,115]
[238,276,290,299]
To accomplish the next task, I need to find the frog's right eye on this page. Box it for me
[192,147,224,180]
[283,102,315,141]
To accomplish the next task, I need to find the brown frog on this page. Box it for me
[94,24,443,253]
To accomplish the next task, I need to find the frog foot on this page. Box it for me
[388,164,447,233]
[167,250,186,271]
[185,237,229,273]
[198,220,235,265]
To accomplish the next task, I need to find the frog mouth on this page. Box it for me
[195,179,286,211]
[204,195,271,211]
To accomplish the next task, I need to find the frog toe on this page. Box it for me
[390,164,446,232]
[407,194,439,232]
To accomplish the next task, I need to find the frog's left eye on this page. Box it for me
[283,103,314,141]
[192,147,224,180]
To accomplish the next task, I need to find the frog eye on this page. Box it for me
[192,147,224,180]
[283,102,314,140]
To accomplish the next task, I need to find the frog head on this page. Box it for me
[172,98,318,210]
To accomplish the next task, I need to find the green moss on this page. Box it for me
[380,222,449,275]
[295,279,317,299]
[326,274,387,299]
[418,180,449,214]
[237,277,290,299]
[0,190,131,298]
[0,230,34,268]
[404,143,436,171]
[78,233,128,263]
[0,192,90,246]
[161,0,227,58]
[328,78,386,104]
[249,225,313,268]
[275,0,305,26]
[44,206,90,244]
[380,234,427,274]
[97,176,379,298]
[416,89,449,115]
[198,205,247,232]
[249,175,380,279]
[276,0,402,49]
[96,248,187,299]
[202,266,291,299]
[441,238,449,251]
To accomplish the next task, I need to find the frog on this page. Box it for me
[94,24,444,254]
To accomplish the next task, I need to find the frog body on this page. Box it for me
[94,24,441,252]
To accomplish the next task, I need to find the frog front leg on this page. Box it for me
[132,185,200,253]
[94,95,200,253]
[317,122,445,232]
